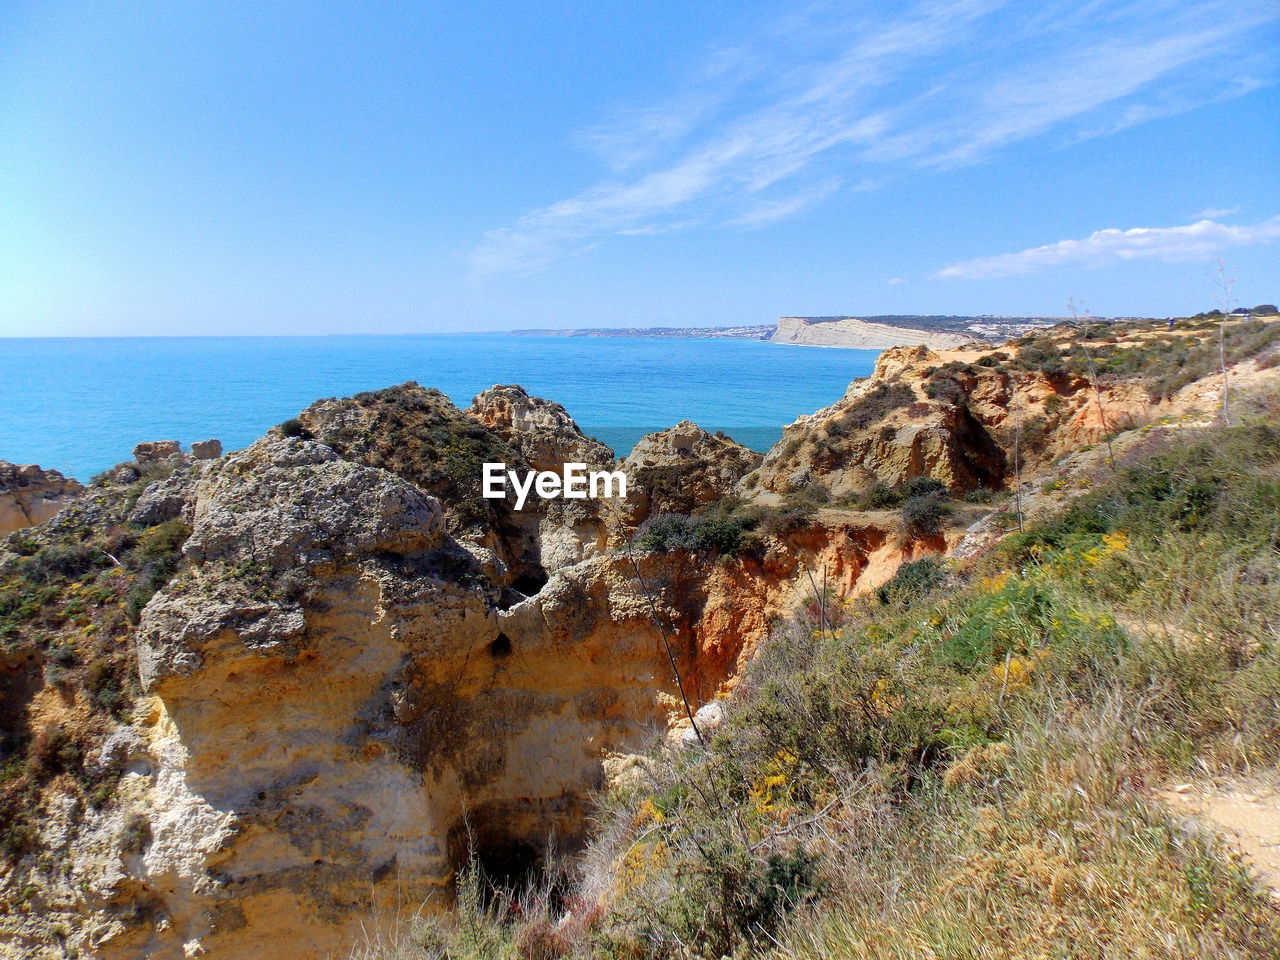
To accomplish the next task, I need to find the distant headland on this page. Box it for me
[509,314,1123,349]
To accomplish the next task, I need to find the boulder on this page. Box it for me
[466,383,614,472]
[624,421,762,516]
[132,440,182,463]
[190,438,222,460]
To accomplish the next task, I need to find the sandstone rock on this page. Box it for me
[466,384,623,572]
[0,461,82,533]
[624,421,762,516]
[602,753,651,792]
[133,441,183,463]
[181,437,446,571]
[753,373,1005,497]
[752,338,1163,498]
[466,384,614,472]
[0,383,964,960]
[673,700,726,746]
[190,439,222,460]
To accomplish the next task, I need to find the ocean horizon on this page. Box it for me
[0,334,879,482]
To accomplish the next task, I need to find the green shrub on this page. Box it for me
[124,520,191,622]
[121,813,152,854]
[29,727,83,778]
[923,377,964,404]
[876,557,948,605]
[278,417,308,438]
[633,511,757,556]
[863,476,946,509]
[838,383,916,431]
[21,545,103,584]
[901,491,950,537]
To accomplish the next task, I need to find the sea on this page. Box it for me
[0,334,879,482]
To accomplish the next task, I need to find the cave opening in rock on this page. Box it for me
[488,632,512,658]
[496,563,550,610]
[475,839,543,892]
[448,818,555,906]
[509,565,548,597]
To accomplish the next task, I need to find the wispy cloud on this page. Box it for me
[1191,206,1241,220]
[728,179,843,227]
[935,216,1280,279]
[472,0,1278,274]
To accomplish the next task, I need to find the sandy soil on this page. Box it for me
[1162,775,1280,899]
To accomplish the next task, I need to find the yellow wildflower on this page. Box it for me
[978,572,1011,594]
[1101,530,1128,551]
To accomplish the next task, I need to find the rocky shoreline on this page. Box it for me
[1,315,1277,958]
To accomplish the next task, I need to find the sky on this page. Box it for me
[1,0,1277,337]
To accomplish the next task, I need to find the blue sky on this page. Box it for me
[1,0,1277,336]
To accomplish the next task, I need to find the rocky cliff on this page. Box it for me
[768,316,971,349]
[623,421,762,517]
[3,314,1276,959]
[0,381,957,960]
[0,463,82,534]
[749,322,1203,497]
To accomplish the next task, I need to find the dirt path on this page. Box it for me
[1162,776,1280,898]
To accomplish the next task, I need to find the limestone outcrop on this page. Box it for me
[466,384,613,472]
[768,316,970,349]
[751,333,1166,497]
[0,376,963,959]
[190,440,222,460]
[624,422,763,516]
[132,442,182,464]
[0,462,82,533]
[465,384,623,573]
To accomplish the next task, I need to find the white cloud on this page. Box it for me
[472,0,1279,275]
[1191,206,1241,220]
[935,216,1280,280]
[887,277,904,285]
[729,180,843,227]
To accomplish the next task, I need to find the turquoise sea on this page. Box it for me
[0,335,878,482]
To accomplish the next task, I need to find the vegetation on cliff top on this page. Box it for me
[990,315,1280,401]
[0,474,191,859]
[294,382,520,529]
[360,387,1280,959]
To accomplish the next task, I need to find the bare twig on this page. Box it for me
[805,567,831,641]
[748,791,848,853]
[624,542,704,746]
[1069,298,1116,471]
[1212,260,1237,425]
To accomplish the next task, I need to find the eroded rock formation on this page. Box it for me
[0,401,933,959]
[466,385,613,473]
[624,421,762,517]
[751,339,1161,497]
[9,317,1257,958]
[0,462,82,534]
